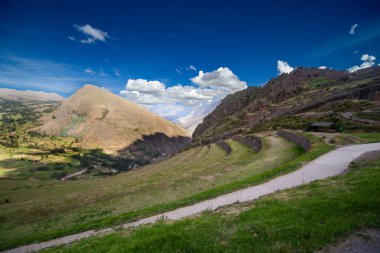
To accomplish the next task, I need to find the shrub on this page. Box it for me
[50,148,65,154]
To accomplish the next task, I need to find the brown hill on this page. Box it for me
[193,66,380,141]
[35,84,190,155]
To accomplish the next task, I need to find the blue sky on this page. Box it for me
[1,0,380,120]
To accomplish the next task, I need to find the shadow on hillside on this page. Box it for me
[118,132,191,163]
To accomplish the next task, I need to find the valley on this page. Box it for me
[1,67,380,252]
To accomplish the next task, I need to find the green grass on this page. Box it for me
[307,77,331,88]
[0,144,79,180]
[0,134,306,250]
[345,132,380,143]
[45,159,380,253]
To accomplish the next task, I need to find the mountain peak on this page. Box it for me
[35,84,189,154]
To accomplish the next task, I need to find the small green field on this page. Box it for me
[0,133,303,250]
[44,158,380,253]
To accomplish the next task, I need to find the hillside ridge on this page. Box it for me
[193,66,380,141]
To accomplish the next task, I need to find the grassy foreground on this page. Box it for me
[45,158,380,253]
[0,135,302,250]
[4,132,378,250]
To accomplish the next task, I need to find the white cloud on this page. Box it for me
[348,61,375,72]
[277,60,294,74]
[190,67,247,91]
[361,54,376,62]
[72,24,109,44]
[348,53,377,72]
[120,67,248,120]
[84,68,96,74]
[175,68,182,74]
[187,65,197,71]
[80,38,95,44]
[126,79,166,96]
[114,69,120,77]
[350,24,358,35]
[318,66,327,69]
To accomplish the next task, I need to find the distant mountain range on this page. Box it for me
[0,88,64,101]
[34,84,190,158]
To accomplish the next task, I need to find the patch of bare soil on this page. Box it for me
[317,229,380,253]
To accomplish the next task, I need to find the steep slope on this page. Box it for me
[0,88,64,101]
[35,84,189,155]
[193,67,380,141]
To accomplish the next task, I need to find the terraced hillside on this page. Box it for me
[0,133,303,250]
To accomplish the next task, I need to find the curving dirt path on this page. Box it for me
[4,142,380,253]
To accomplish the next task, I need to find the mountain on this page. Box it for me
[35,84,190,157]
[193,66,380,141]
[0,88,64,101]
[177,100,221,134]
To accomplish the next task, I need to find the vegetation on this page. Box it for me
[44,158,380,253]
[0,135,304,250]
[1,89,380,252]
[0,100,58,147]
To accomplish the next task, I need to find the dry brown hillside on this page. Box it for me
[35,84,189,154]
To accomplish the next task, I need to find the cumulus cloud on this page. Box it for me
[361,54,376,62]
[126,79,166,96]
[348,53,377,72]
[277,60,295,74]
[350,24,358,35]
[190,67,247,91]
[348,61,375,72]
[120,67,247,120]
[318,66,327,69]
[69,24,110,44]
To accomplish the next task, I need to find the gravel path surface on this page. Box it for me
[4,142,380,253]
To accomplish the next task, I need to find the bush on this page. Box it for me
[50,148,65,154]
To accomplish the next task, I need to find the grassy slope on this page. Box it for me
[45,159,380,253]
[0,135,302,250]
